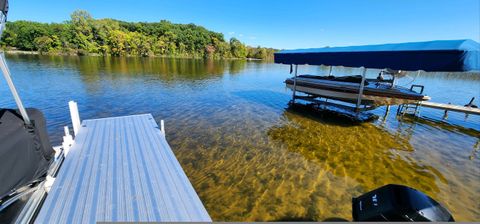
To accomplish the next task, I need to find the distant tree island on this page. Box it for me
[0,10,276,60]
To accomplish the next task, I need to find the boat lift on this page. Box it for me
[275,39,480,122]
[289,64,377,121]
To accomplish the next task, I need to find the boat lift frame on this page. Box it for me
[289,64,477,122]
[288,64,377,121]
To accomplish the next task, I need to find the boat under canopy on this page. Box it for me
[275,39,480,72]
[274,39,480,115]
[285,75,430,106]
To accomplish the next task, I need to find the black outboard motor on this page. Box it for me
[0,109,54,201]
[352,184,454,221]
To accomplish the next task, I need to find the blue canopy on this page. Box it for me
[274,39,480,72]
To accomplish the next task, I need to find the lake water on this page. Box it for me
[1,54,479,221]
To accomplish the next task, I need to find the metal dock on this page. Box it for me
[420,101,480,115]
[34,114,211,223]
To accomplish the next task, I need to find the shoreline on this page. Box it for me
[1,49,266,61]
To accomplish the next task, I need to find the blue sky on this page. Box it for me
[7,0,480,49]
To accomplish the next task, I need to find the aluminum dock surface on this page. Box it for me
[420,101,480,115]
[35,114,211,223]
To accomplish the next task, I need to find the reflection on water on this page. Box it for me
[1,54,479,221]
[400,114,480,139]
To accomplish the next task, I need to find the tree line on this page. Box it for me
[0,10,276,60]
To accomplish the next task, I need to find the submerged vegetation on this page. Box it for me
[0,10,276,59]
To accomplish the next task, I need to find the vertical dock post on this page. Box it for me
[62,126,74,156]
[355,67,367,113]
[384,105,391,118]
[68,101,81,136]
[292,64,298,103]
[160,120,165,135]
[443,102,451,119]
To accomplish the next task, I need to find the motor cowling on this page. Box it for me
[352,184,454,221]
[0,108,54,201]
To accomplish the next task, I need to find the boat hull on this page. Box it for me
[286,77,430,106]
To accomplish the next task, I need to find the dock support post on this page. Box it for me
[0,53,31,125]
[68,101,81,136]
[443,102,451,119]
[292,64,298,103]
[355,67,367,113]
[384,105,391,118]
[160,120,165,135]
[328,66,333,76]
[62,126,74,156]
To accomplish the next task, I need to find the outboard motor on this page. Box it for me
[0,109,54,201]
[352,184,454,221]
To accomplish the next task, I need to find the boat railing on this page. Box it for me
[410,84,424,94]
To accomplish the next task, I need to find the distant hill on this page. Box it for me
[0,10,276,59]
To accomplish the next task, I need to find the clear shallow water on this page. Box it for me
[1,54,479,221]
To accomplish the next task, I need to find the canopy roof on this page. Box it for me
[274,39,480,72]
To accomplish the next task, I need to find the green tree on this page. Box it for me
[178,42,187,56]
[107,30,127,56]
[254,46,267,59]
[4,21,48,50]
[0,10,277,58]
[92,19,120,55]
[34,36,54,53]
[230,38,247,58]
[126,32,153,56]
[0,28,17,47]
[70,10,98,53]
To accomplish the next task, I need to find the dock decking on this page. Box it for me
[35,114,211,223]
[420,101,480,115]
